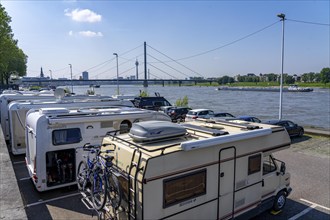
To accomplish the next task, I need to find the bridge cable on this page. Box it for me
[147,53,191,78]
[147,45,204,77]
[148,63,179,79]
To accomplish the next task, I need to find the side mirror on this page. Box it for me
[280,162,286,174]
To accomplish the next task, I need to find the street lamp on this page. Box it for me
[277,13,285,120]
[68,64,73,93]
[113,53,119,95]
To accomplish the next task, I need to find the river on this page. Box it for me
[71,85,330,130]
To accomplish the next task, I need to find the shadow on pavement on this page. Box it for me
[290,135,312,144]
[253,198,330,220]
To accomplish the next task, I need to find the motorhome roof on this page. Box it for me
[28,107,165,125]
[102,120,289,158]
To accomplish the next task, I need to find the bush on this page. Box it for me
[175,95,189,107]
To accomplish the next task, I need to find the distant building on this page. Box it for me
[82,71,89,80]
[129,75,136,80]
[40,67,44,78]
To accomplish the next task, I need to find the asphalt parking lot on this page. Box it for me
[2,133,330,220]
[253,134,330,220]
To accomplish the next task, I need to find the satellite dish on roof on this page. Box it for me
[54,88,65,101]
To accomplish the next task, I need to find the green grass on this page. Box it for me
[150,81,329,88]
[218,82,330,88]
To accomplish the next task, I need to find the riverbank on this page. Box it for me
[218,82,330,89]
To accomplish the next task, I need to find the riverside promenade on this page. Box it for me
[0,125,329,220]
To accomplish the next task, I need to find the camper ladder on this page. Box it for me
[128,149,143,220]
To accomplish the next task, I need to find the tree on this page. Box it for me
[301,73,309,82]
[320,67,330,85]
[284,75,295,84]
[0,3,27,85]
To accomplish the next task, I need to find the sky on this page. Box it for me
[1,0,329,80]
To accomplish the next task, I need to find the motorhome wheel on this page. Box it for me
[273,191,286,211]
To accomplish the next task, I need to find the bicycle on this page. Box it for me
[76,143,122,211]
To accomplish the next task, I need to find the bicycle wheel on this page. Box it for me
[107,174,122,209]
[91,171,107,210]
[77,161,88,191]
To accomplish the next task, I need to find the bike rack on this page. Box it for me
[80,189,115,220]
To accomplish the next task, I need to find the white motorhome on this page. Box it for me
[0,90,114,141]
[25,107,171,192]
[9,98,134,155]
[0,92,56,138]
[100,120,292,220]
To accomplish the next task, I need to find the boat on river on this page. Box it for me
[216,84,313,92]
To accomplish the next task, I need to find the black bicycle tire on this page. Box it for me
[91,171,108,211]
[77,161,88,191]
[107,173,122,209]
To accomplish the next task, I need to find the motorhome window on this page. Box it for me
[263,156,277,175]
[163,169,206,208]
[52,128,81,145]
[248,154,261,175]
[101,121,113,128]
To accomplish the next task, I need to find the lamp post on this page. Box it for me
[68,64,73,93]
[113,53,119,95]
[277,13,285,120]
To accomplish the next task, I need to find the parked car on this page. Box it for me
[185,109,214,121]
[210,112,236,121]
[213,112,235,118]
[159,106,175,114]
[167,107,192,122]
[237,116,262,123]
[264,120,304,137]
[133,96,172,111]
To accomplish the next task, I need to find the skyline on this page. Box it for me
[1,1,329,80]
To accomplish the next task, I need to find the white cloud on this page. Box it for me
[68,30,73,36]
[65,8,102,23]
[78,31,103,37]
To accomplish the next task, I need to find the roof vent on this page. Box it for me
[129,121,186,142]
[39,107,70,115]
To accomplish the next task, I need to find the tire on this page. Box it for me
[107,174,122,209]
[91,171,107,211]
[77,161,88,191]
[298,129,304,137]
[272,191,287,211]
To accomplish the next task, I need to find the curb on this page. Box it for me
[304,129,330,137]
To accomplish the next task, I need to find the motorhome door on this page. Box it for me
[218,146,236,219]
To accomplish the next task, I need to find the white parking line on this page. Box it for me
[288,198,330,220]
[25,192,81,208]
[300,198,330,211]
[288,204,317,220]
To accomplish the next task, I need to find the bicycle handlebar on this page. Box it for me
[76,143,115,155]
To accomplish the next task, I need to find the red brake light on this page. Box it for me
[192,116,198,119]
